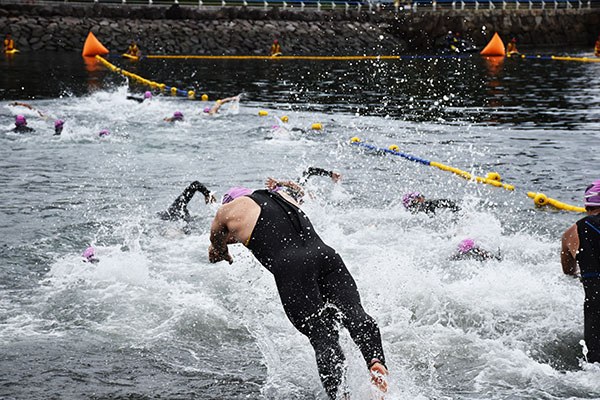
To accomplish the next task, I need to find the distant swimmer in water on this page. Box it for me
[8,101,47,119]
[12,115,35,133]
[209,187,388,399]
[506,38,519,55]
[158,181,216,222]
[82,247,99,263]
[164,111,183,122]
[265,167,342,204]
[127,91,152,103]
[561,180,600,364]
[402,192,460,214]
[450,238,502,262]
[203,96,240,116]
[99,129,110,137]
[54,120,64,136]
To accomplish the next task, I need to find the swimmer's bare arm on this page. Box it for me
[209,206,234,264]
[209,96,239,115]
[9,102,46,118]
[561,224,579,277]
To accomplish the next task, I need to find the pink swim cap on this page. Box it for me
[99,129,110,136]
[173,111,183,119]
[585,180,600,207]
[15,115,26,126]
[457,239,477,254]
[144,91,152,99]
[55,120,64,128]
[203,107,211,113]
[222,187,253,204]
[402,192,425,208]
[82,247,95,261]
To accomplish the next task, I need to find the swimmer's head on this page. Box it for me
[222,187,253,204]
[99,129,110,137]
[82,247,95,261]
[584,180,600,209]
[274,40,278,44]
[203,107,211,113]
[15,115,26,126]
[55,120,64,128]
[143,91,152,99]
[511,38,516,43]
[173,111,183,120]
[402,192,425,209]
[457,239,477,254]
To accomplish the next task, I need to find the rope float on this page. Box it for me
[144,54,472,61]
[95,55,204,99]
[349,137,585,212]
[507,53,600,63]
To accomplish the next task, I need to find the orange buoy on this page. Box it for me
[480,32,505,57]
[82,32,109,57]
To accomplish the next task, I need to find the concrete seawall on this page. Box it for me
[1,4,598,55]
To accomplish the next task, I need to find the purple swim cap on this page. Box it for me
[174,111,183,119]
[203,107,211,113]
[82,247,95,261]
[585,180,600,207]
[272,125,280,129]
[402,192,425,208]
[143,91,152,99]
[222,187,253,204]
[99,129,110,136]
[15,115,26,126]
[54,120,64,128]
[457,239,477,254]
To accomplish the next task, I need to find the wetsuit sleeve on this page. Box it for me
[302,167,334,180]
[126,96,144,103]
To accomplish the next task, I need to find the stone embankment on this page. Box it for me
[0,3,598,55]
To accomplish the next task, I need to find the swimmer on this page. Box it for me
[99,129,110,137]
[158,181,216,222]
[54,120,64,136]
[8,102,47,118]
[82,247,99,263]
[127,91,152,103]
[561,180,600,363]
[12,115,35,133]
[209,187,388,398]
[203,96,240,115]
[450,238,502,262]
[164,111,183,122]
[402,192,460,214]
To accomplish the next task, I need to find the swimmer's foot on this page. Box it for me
[369,359,388,394]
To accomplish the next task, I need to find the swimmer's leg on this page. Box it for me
[272,262,346,399]
[319,251,386,368]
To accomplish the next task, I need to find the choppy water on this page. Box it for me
[1,50,599,399]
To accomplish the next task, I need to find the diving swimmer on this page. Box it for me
[561,180,600,363]
[12,115,35,133]
[209,187,388,399]
[158,181,216,222]
[127,91,152,103]
[450,238,502,262]
[402,192,460,214]
[54,120,64,135]
[164,111,183,122]
[203,96,240,115]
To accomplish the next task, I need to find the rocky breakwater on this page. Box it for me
[0,3,598,55]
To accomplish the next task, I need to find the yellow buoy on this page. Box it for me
[258,110,268,116]
[350,137,360,143]
[171,87,177,95]
[281,116,289,122]
[312,123,323,130]
[486,172,501,181]
[188,91,195,99]
[503,184,515,191]
[201,94,208,101]
[159,83,166,90]
[534,193,549,206]
[388,145,399,152]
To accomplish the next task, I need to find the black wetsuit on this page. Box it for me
[450,248,502,262]
[245,190,385,399]
[409,199,460,215]
[158,181,211,222]
[576,214,600,363]
[12,125,34,133]
[126,96,145,103]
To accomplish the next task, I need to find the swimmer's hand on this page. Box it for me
[208,244,233,264]
[205,194,217,204]
[265,177,279,190]
[331,172,342,183]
